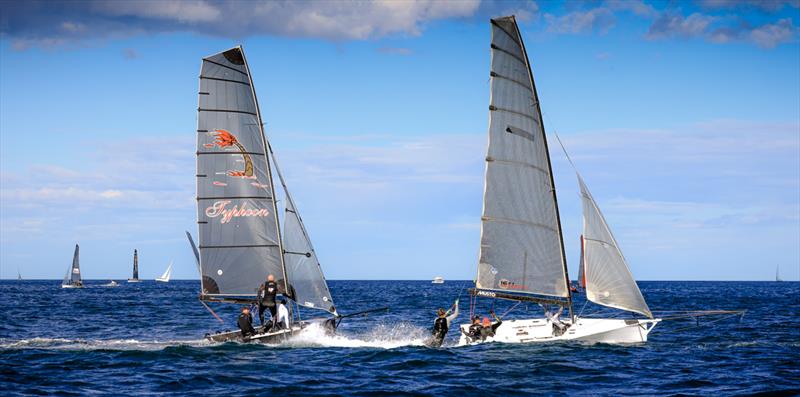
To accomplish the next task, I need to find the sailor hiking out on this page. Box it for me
[428,300,459,347]
[238,306,256,338]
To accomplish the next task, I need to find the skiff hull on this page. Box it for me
[206,323,308,344]
[61,284,83,289]
[458,317,661,346]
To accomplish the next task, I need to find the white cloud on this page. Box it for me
[545,7,616,34]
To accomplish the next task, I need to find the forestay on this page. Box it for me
[578,175,652,318]
[196,46,284,298]
[476,16,570,299]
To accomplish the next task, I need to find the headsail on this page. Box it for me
[196,46,285,298]
[578,175,652,318]
[476,16,571,300]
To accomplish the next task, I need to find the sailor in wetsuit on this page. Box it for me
[477,311,503,342]
[257,274,279,327]
[461,315,483,343]
[275,299,290,330]
[238,306,256,338]
[429,300,460,347]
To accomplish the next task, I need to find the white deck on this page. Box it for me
[458,317,660,346]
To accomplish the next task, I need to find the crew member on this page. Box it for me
[479,310,503,341]
[461,315,482,343]
[238,306,256,338]
[275,299,290,330]
[257,274,278,326]
[429,300,460,347]
[546,306,567,336]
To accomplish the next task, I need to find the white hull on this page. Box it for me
[458,317,660,346]
[155,279,169,283]
[61,284,83,289]
[127,279,141,283]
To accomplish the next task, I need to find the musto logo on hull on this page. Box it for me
[205,200,269,224]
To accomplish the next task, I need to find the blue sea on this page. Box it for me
[1,280,798,396]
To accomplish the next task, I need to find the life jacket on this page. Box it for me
[259,281,278,304]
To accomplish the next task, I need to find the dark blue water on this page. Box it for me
[1,280,798,396]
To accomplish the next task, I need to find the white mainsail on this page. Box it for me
[156,261,173,282]
[196,46,285,298]
[578,175,652,318]
[62,244,82,288]
[476,16,570,300]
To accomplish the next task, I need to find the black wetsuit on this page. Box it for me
[238,312,255,337]
[479,319,503,341]
[430,316,448,347]
[257,281,278,325]
[464,323,482,342]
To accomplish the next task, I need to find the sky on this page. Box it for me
[0,0,798,281]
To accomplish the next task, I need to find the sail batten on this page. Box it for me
[579,175,652,318]
[476,16,570,301]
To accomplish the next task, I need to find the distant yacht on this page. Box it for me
[127,249,141,283]
[61,244,84,289]
[432,276,444,284]
[17,268,21,280]
[103,280,119,287]
[776,265,783,282]
[155,261,173,283]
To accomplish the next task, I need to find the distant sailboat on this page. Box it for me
[103,280,119,287]
[127,249,141,283]
[17,268,21,280]
[432,276,445,284]
[61,244,84,289]
[776,265,783,282]
[156,261,173,282]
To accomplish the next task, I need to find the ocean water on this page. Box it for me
[1,280,798,396]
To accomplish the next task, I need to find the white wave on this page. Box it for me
[0,337,210,351]
[282,322,430,349]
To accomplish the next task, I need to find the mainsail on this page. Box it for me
[157,261,173,282]
[63,244,81,286]
[578,175,652,318]
[194,46,284,299]
[476,16,571,301]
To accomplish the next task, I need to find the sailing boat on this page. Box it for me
[127,249,140,283]
[776,265,783,282]
[17,268,21,280]
[457,16,660,345]
[156,261,173,282]
[190,46,339,343]
[61,244,84,288]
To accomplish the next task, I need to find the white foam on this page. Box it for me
[0,337,210,351]
[282,322,429,349]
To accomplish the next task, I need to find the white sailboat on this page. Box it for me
[457,16,659,346]
[156,261,173,282]
[61,244,84,289]
[103,280,119,287]
[190,46,341,343]
[432,276,445,284]
[127,249,141,283]
[776,265,783,282]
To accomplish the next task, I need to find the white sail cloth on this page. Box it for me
[476,16,569,298]
[579,175,652,318]
[63,244,81,286]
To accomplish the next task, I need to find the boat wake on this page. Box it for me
[0,337,210,351]
[282,322,429,349]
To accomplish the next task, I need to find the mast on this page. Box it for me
[132,249,139,280]
[238,46,289,295]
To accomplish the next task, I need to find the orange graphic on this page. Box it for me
[213,129,254,178]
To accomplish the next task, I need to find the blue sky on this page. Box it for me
[0,0,798,281]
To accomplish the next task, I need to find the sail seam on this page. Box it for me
[197,151,265,156]
[491,71,531,91]
[199,244,279,249]
[489,105,538,122]
[490,44,527,66]
[200,76,251,86]
[488,158,548,175]
[202,58,248,76]
[198,108,257,116]
[196,196,272,200]
[482,216,559,233]
[583,236,615,247]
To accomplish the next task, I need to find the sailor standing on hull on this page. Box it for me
[257,274,279,327]
[275,299,290,330]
